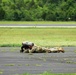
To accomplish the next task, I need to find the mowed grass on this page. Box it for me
[0,27,76,47]
[22,72,76,75]
[0,21,76,24]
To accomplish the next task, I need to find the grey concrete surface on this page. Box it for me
[0,24,76,27]
[0,47,76,75]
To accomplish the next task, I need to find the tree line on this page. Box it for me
[0,0,76,21]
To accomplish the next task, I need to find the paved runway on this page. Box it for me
[0,24,76,27]
[0,47,76,75]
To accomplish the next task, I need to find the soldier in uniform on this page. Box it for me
[20,41,65,53]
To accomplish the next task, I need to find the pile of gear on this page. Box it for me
[20,41,65,53]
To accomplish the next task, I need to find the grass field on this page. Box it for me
[0,27,76,47]
[22,72,76,75]
[0,21,76,24]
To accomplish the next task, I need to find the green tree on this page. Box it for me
[0,7,5,20]
[0,0,76,21]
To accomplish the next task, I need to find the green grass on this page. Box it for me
[0,27,76,47]
[4,64,15,66]
[0,69,3,74]
[0,21,76,24]
[22,72,76,75]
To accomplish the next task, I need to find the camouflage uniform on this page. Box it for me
[29,46,64,53]
[29,46,51,53]
[49,47,65,53]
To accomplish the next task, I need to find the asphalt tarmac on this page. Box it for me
[0,47,76,75]
[0,24,76,27]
